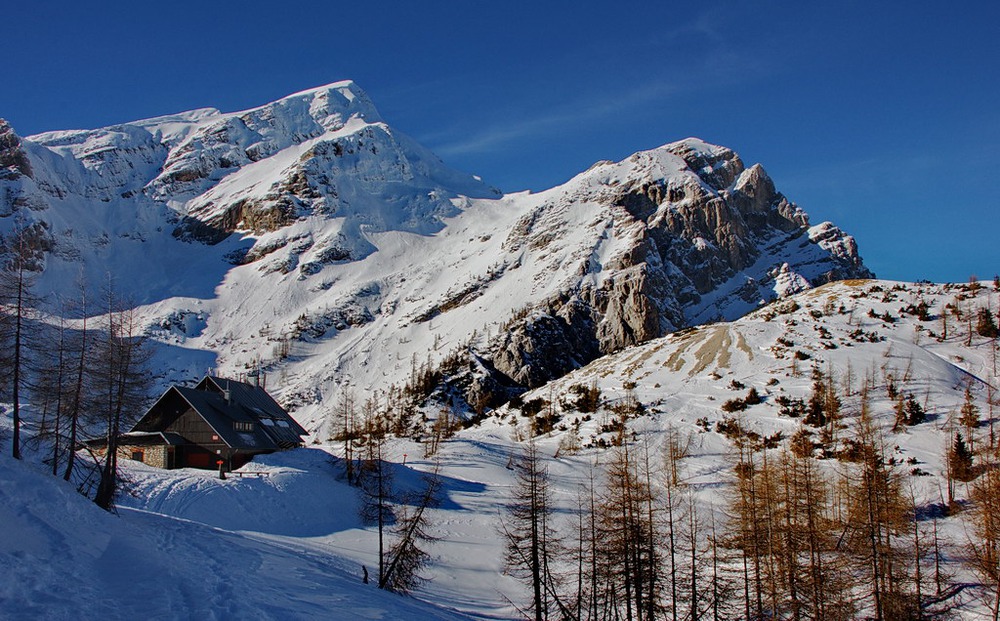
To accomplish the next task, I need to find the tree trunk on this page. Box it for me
[11,261,24,460]
[50,318,67,476]
[63,309,86,482]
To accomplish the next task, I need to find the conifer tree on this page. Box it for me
[92,293,153,511]
[705,512,742,621]
[893,395,908,433]
[502,440,565,621]
[597,440,663,621]
[903,482,942,620]
[0,221,41,460]
[358,397,393,585]
[380,468,440,594]
[977,307,999,339]
[728,421,766,620]
[63,278,90,483]
[840,407,914,620]
[336,389,358,483]
[567,481,591,621]
[948,432,975,483]
[801,446,855,620]
[574,463,604,621]
[908,396,926,426]
[34,307,72,476]
[960,384,981,452]
[969,455,1000,621]
[989,382,997,452]
[662,426,691,621]
[805,378,828,428]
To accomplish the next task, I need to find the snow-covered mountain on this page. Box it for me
[122,278,1000,619]
[13,81,1000,620]
[0,82,871,433]
[5,278,998,619]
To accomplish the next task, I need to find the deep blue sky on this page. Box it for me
[4,2,998,282]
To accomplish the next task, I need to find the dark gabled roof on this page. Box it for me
[128,376,307,452]
[198,376,308,447]
[172,386,282,451]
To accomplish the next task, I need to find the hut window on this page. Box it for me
[234,421,254,432]
[131,450,144,462]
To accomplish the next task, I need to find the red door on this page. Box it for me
[185,452,211,469]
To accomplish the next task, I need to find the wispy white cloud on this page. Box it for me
[428,81,681,157]
[426,50,763,158]
[407,4,774,159]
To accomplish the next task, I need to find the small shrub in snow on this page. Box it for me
[568,382,602,413]
[975,307,999,338]
[904,396,925,425]
[775,395,806,418]
[720,398,747,413]
[743,387,762,406]
[521,398,546,417]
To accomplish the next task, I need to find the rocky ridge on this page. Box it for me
[0,84,870,432]
[479,139,871,392]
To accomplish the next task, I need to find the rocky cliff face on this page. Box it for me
[478,139,871,393]
[0,119,37,217]
[0,120,33,180]
[0,86,871,428]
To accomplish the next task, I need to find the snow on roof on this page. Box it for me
[121,431,187,446]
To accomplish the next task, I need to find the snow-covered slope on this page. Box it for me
[0,449,475,620]
[7,278,992,619]
[504,278,998,486]
[0,84,871,433]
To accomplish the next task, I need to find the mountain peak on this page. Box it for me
[660,136,729,156]
[1,85,871,428]
[278,79,366,103]
[238,80,383,130]
[566,137,743,197]
[25,81,381,147]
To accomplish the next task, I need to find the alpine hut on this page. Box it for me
[108,375,307,470]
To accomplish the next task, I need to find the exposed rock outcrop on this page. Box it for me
[0,120,33,179]
[477,139,872,391]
